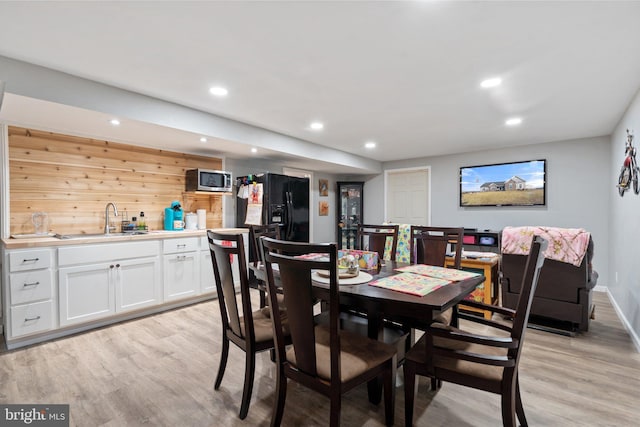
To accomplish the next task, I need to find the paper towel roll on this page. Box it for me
[197,209,207,229]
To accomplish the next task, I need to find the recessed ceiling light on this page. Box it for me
[109,119,120,126]
[200,137,207,143]
[480,77,502,88]
[505,117,522,126]
[251,148,258,153]
[365,141,376,149]
[209,86,228,97]
[310,122,324,130]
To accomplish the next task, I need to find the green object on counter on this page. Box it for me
[138,212,146,229]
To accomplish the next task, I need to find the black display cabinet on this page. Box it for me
[336,181,364,249]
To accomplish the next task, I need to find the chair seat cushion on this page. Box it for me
[406,325,505,382]
[286,324,396,383]
[431,308,453,325]
[260,293,287,318]
[241,307,289,343]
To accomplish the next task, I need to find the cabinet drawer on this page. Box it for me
[10,269,53,305]
[9,249,52,272]
[10,300,54,338]
[163,237,199,253]
[58,241,160,266]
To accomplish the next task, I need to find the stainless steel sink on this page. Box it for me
[54,232,147,239]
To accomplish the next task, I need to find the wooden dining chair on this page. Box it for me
[207,230,289,420]
[357,224,399,261]
[261,237,397,427]
[248,224,281,307]
[403,236,547,427]
[409,226,464,327]
[409,225,463,269]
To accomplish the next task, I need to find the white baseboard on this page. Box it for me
[600,288,640,353]
[593,285,607,292]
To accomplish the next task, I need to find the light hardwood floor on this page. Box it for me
[1,291,639,426]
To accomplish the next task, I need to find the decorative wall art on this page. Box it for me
[617,129,639,196]
[319,201,329,216]
[319,179,329,197]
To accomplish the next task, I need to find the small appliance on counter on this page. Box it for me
[196,209,207,229]
[184,212,198,230]
[164,201,184,230]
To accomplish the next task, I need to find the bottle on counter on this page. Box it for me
[138,212,146,230]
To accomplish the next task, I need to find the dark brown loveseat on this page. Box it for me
[501,232,597,332]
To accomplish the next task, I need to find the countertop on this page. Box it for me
[2,228,249,249]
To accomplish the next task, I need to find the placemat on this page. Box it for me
[395,264,480,281]
[369,272,451,297]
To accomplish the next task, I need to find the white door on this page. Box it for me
[385,167,430,225]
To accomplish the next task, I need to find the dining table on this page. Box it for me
[249,259,486,403]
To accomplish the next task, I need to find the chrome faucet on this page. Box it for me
[104,202,119,234]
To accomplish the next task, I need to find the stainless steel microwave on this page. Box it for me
[185,169,232,192]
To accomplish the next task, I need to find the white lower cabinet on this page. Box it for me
[58,241,161,327]
[200,249,215,294]
[116,257,161,312]
[59,262,115,326]
[4,248,56,339]
[3,232,225,349]
[163,237,200,301]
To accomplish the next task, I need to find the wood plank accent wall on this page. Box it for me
[8,126,224,235]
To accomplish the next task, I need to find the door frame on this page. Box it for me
[384,165,431,225]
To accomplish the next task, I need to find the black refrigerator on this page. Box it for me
[236,173,310,242]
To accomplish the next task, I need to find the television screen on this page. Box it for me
[479,236,496,246]
[460,159,546,207]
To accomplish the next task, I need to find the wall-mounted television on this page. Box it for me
[460,159,546,207]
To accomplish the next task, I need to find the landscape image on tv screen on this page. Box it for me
[460,159,546,207]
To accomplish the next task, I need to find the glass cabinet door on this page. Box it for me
[336,181,364,249]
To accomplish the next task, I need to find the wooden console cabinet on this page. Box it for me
[445,256,499,319]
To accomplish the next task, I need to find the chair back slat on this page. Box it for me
[357,224,399,261]
[249,224,281,264]
[262,238,340,380]
[410,226,463,268]
[208,230,252,340]
[511,236,547,344]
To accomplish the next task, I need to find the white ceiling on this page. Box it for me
[1,1,640,170]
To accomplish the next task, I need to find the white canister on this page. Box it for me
[196,209,207,229]
[185,212,198,230]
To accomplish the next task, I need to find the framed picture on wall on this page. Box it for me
[319,201,329,216]
[319,179,329,197]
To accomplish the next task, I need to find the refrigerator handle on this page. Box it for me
[286,191,294,240]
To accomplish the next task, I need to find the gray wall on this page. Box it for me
[608,87,640,345]
[362,136,611,284]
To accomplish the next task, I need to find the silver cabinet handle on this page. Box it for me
[25,316,41,322]
[177,244,186,249]
[177,255,186,261]
[23,281,40,287]
[22,257,40,263]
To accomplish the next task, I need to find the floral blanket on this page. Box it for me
[384,223,412,263]
[501,226,590,267]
